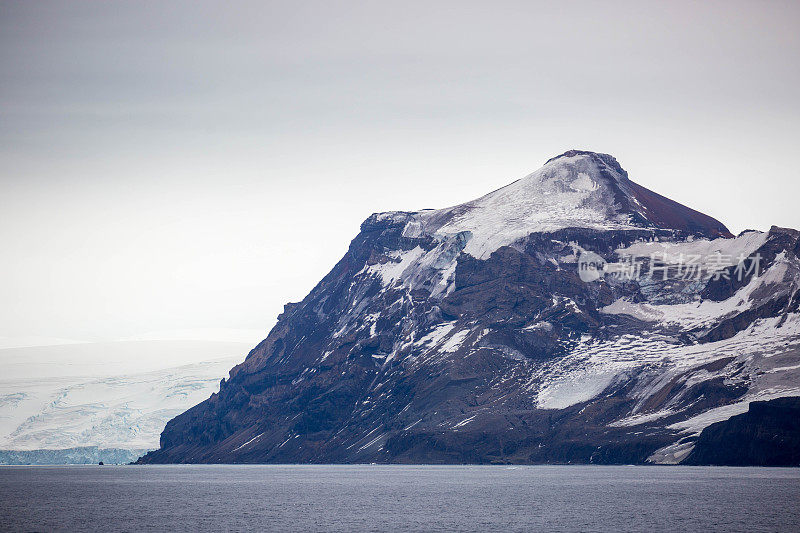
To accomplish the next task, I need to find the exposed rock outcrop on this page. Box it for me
[682,397,800,466]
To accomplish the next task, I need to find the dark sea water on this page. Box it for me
[1,465,799,532]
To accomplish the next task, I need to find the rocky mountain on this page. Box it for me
[138,150,800,465]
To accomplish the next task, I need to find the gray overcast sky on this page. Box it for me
[1,0,799,344]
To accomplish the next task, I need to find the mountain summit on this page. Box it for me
[418,150,730,258]
[139,152,800,465]
[378,150,730,260]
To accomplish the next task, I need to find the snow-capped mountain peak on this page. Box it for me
[139,152,799,466]
[376,150,730,260]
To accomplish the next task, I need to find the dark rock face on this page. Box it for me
[682,397,800,466]
[137,151,800,465]
[626,181,733,239]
